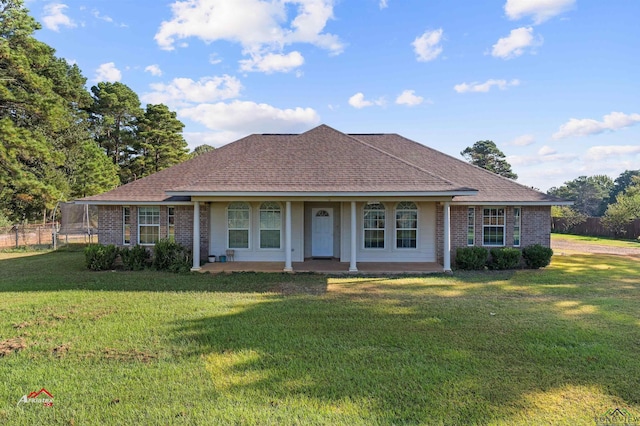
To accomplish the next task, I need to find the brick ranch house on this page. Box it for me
[77,125,568,272]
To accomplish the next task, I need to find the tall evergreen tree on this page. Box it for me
[460,140,518,180]
[90,81,143,183]
[547,175,614,217]
[129,103,188,179]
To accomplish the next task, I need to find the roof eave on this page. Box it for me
[166,190,479,198]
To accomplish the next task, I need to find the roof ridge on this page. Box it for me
[344,132,461,188]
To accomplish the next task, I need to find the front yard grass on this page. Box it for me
[1,246,639,425]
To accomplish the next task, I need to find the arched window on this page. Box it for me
[395,202,417,248]
[227,202,250,249]
[259,202,281,249]
[364,203,385,249]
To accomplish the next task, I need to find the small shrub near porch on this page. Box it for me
[455,246,489,270]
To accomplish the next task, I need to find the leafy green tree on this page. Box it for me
[548,175,614,217]
[602,176,640,236]
[608,170,640,204]
[0,0,91,220]
[69,141,119,198]
[189,144,215,158]
[461,140,517,179]
[129,103,188,179]
[551,205,587,232]
[90,81,143,182]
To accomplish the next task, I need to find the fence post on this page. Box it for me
[15,226,19,249]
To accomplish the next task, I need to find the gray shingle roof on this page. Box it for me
[79,124,563,204]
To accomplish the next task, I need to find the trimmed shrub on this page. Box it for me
[522,244,553,269]
[455,246,488,270]
[489,247,521,270]
[84,244,118,271]
[119,245,150,271]
[152,239,192,273]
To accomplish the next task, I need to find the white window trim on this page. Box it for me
[258,202,282,250]
[123,206,131,245]
[395,202,418,250]
[167,206,175,241]
[482,207,506,247]
[227,202,251,250]
[513,207,521,247]
[363,202,386,250]
[138,206,160,246]
[467,207,475,246]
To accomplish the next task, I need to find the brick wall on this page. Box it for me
[97,204,209,261]
[436,204,552,265]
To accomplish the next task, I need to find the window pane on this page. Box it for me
[260,211,281,229]
[396,230,416,248]
[139,225,159,244]
[483,227,504,246]
[364,230,385,248]
[260,230,280,249]
[229,230,249,248]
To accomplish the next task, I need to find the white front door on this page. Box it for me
[312,208,333,257]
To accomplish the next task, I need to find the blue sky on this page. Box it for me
[29,0,640,191]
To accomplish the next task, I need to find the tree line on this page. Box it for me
[460,141,640,237]
[0,0,212,225]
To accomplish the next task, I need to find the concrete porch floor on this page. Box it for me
[199,258,443,274]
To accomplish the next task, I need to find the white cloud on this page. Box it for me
[92,9,113,22]
[454,79,520,93]
[379,0,388,9]
[395,90,424,106]
[239,51,304,73]
[348,92,385,109]
[491,27,541,59]
[94,62,121,82]
[179,100,320,133]
[509,134,535,146]
[209,53,222,65]
[42,3,76,31]
[585,145,640,161]
[183,131,241,149]
[142,75,242,108]
[412,29,444,62]
[144,64,163,77]
[538,145,557,156]
[552,112,640,139]
[155,0,343,73]
[504,0,575,24]
[507,152,578,167]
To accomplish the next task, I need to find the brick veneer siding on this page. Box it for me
[97,204,209,262]
[437,204,552,266]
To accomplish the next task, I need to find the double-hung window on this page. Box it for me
[483,207,505,246]
[227,202,250,249]
[138,206,160,245]
[167,206,175,241]
[123,207,131,245]
[259,202,281,249]
[513,207,521,247]
[364,203,385,249]
[467,207,475,246]
[395,202,417,248]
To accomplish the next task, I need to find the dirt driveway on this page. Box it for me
[551,237,640,257]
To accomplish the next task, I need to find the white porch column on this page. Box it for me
[191,201,201,271]
[349,201,358,272]
[443,201,451,272]
[284,201,293,272]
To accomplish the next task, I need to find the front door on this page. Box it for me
[312,208,333,257]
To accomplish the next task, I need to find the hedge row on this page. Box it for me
[455,244,553,271]
[84,239,192,273]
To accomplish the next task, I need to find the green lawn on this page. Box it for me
[1,246,639,425]
[552,232,640,248]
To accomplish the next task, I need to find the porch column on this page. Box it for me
[284,201,293,272]
[191,201,201,271]
[349,201,358,272]
[443,201,451,272]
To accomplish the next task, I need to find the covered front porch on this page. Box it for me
[199,258,444,274]
[189,199,455,273]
